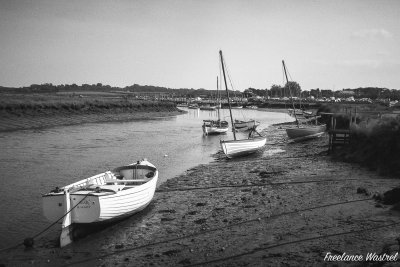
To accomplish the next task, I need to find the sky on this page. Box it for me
[0,0,399,91]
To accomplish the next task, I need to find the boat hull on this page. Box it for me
[70,177,157,223]
[286,125,326,142]
[200,106,217,110]
[203,126,229,135]
[202,120,229,135]
[220,136,267,158]
[234,120,260,130]
[42,160,158,224]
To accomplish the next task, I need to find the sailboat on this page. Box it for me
[202,76,229,135]
[282,60,326,142]
[234,119,260,131]
[219,50,267,158]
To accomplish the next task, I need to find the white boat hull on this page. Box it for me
[42,160,158,225]
[286,125,326,142]
[220,136,267,158]
[202,120,229,135]
[203,125,229,135]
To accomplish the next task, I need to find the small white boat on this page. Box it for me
[202,120,229,135]
[201,76,228,135]
[42,159,158,247]
[218,50,267,158]
[221,134,267,158]
[234,119,260,130]
[188,104,199,109]
[286,124,326,142]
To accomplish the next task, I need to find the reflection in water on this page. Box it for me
[0,108,293,248]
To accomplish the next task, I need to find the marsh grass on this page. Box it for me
[320,104,400,176]
[0,94,177,116]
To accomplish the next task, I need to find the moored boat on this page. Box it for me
[202,76,229,135]
[42,159,158,247]
[286,124,326,142]
[199,105,217,110]
[202,120,229,135]
[188,104,199,109]
[282,60,326,142]
[234,119,260,130]
[218,50,267,158]
[221,133,267,158]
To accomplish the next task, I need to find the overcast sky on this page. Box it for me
[1,0,399,91]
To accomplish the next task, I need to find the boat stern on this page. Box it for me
[70,194,101,223]
[42,192,67,222]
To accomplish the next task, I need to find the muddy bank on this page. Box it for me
[1,126,400,266]
[0,109,184,132]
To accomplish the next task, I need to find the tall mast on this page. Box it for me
[282,60,299,127]
[217,76,220,122]
[220,50,236,140]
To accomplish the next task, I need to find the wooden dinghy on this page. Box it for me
[42,159,158,247]
[286,124,326,142]
[234,119,260,131]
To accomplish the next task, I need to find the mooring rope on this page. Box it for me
[65,197,373,266]
[155,177,394,193]
[0,192,91,252]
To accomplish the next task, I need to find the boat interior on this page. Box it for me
[64,164,157,194]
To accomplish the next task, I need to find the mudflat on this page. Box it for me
[1,125,399,266]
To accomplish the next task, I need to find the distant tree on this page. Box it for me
[321,89,333,98]
[270,84,283,98]
[284,81,301,97]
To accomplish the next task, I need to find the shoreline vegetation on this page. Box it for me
[0,94,183,132]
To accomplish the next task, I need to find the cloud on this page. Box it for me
[351,28,393,39]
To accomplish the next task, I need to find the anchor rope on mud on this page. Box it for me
[155,177,395,193]
[65,197,374,266]
[0,193,91,252]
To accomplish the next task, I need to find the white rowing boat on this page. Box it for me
[42,159,158,247]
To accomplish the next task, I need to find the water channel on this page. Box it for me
[0,108,294,248]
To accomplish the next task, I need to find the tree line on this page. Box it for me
[1,83,400,100]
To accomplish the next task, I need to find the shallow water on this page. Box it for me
[0,108,293,248]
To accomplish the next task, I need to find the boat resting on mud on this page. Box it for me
[234,119,260,131]
[286,124,326,142]
[220,133,267,158]
[42,159,158,247]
